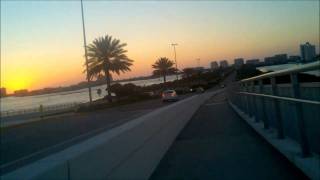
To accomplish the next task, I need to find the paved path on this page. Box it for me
[150,92,308,180]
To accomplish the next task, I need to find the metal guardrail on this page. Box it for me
[238,92,320,105]
[241,61,320,82]
[228,61,320,157]
[0,102,81,118]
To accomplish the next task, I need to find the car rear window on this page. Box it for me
[164,90,174,94]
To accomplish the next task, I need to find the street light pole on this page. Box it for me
[81,0,92,103]
[171,43,178,80]
[196,58,200,67]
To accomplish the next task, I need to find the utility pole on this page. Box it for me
[196,58,200,67]
[171,43,179,80]
[81,0,92,103]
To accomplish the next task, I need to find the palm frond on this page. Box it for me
[151,57,177,81]
[84,34,133,80]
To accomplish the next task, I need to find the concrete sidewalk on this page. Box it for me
[150,92,308,180]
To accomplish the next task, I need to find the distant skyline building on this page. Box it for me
[219,60,228,68]
[264,56,275,65]
[0,87,6,97]
[210,61,219,70]
[274,54,288,64]
[300,42,316,62]
[246,59,260,65]
[288,55,301,62]
[264,54,288,65]
[234,58,244,69]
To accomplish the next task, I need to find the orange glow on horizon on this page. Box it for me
[1,1,319,94]
[3,74,33,93]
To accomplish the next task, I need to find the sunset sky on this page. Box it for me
[1,1,319,93]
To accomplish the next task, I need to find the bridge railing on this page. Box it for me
[0,102,81,118]
[228,61,320,157]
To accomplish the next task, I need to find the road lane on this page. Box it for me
[0,94,193,174]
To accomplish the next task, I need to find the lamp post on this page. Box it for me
[196,58,200,67]
[171,43,179,80]
[80,0,92,103]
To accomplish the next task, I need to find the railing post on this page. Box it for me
[271,77,284,139]
[290,73,310,157]
[39,104,44,119]
[259,80,269,129]
[240,83,246,112]
[240,83,244,109]
[251,81,259,122]
[245,82,252,117]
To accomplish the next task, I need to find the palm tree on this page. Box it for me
[152,57,176,83]
[86,35,133,101]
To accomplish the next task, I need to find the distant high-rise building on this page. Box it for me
[300,42,316,62]
[246,59,260,65]
[210,61,218,70]
[219,60,228,68]
[234,58,244,69]
[0,87,6,97]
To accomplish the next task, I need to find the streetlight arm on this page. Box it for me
[171,43,179,80]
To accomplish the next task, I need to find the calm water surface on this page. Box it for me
[1,75,180,112]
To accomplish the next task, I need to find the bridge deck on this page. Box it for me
[150,91,308,180]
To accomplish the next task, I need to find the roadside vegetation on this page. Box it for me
[78,67,233,112]
[86,35,133,102]
[79,34,234,112]
[152,57,177,83]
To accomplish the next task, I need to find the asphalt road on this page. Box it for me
[0,72,235,174]
[150,91,308,180]
[0,92,194,174]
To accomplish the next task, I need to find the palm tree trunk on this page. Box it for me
[105,71,112,102]
[163,74,166,83]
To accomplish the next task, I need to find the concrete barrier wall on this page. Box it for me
[2,91,218,180]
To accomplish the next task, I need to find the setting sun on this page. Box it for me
[4,74,32,92]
